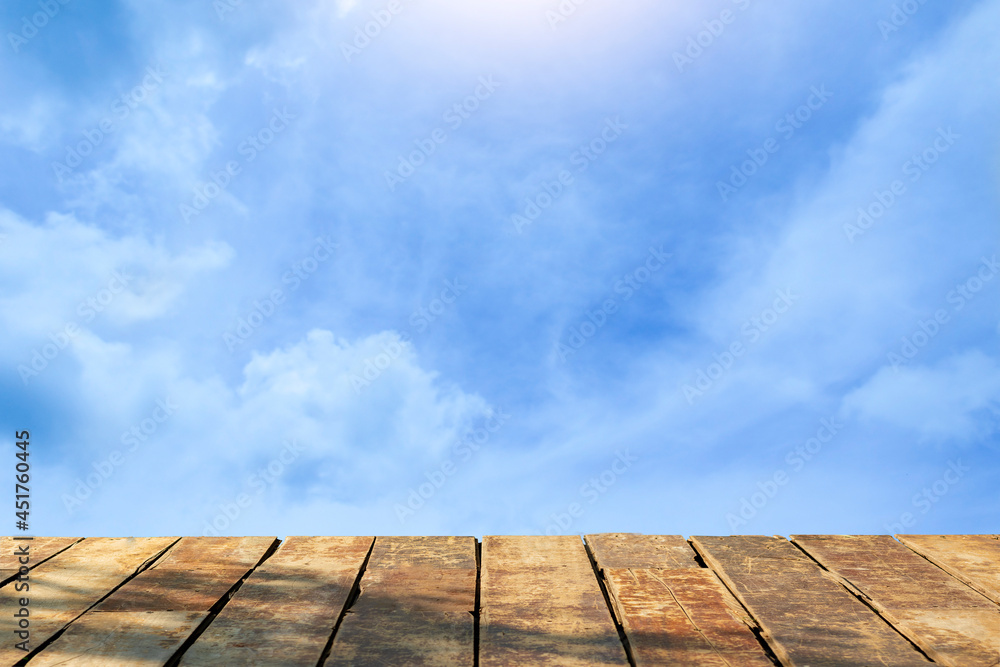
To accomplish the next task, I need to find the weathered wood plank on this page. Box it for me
[326,536,477,666]
[480,535,629,666]
[897,534,1000,605]
[0,537,177,665]
[28,611,209,667]
[28,537,277,666]
[585,533,699,569]
[178,536,372,667]
[793,534,1000,667]
[0,536,82,585]
[604,568,774,666]
[691,535,931,666]
[586,534,771,666]
[95,536,278,611]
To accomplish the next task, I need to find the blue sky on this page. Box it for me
[1,0,997,539]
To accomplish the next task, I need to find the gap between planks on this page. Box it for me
[163,537,285,667]
[314,537,377,667]
[583,536,638,667]
[785,538,936,663]
[14,537,182,666]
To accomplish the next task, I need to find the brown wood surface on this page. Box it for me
[0,536,82,585]
[177,536,373,667]
[604,567,775,666]
[479,535,629,666]
[586,533,771,665]
[326,536,477,666]
[0,536,177,665]
[692,535,931,667]
[94,536,278,611]
[897,534,1000,605]
[586,533,700,569]
[10,534,998,665]
[793,534,1000,666]
[27,611,209,667]
[29,537,277,666]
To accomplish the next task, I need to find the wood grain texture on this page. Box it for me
[692,535,931,667]
[793,534,1000,667]
[585,533,700,569]
[897,535,1000,605]
[604,567,774,666]
[94,536,278,612]
[586,534,770,665]
[0,537,177,665]
[30,537,277,666]
[0,536,82,585]
[327,536,477,666]
[178,536,373,667]
[27,611,209,667]
[480,535,629,666]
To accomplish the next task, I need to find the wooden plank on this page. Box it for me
[586,534,771,666]
[27,611,209,667]
[28,537,277,666]
[793,534,1000,667]
[94,536,278,611]
[178,536,372,667]
[0,536,82,585]
[897,534,1000,605]
[604,568,774,666]
[0,537,176,665]
[691,535,931,666]
[326,536,476,666]
[480,535,629,666]
[586,533,700,569]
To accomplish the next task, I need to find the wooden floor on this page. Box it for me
[2,534,999,666]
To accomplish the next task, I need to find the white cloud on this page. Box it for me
[41,327,491,536]
[336,0,358,17]
[0,209,234,337]
[0,96,62,152]
[842,350,1000,442]
[639,0,1000,434]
